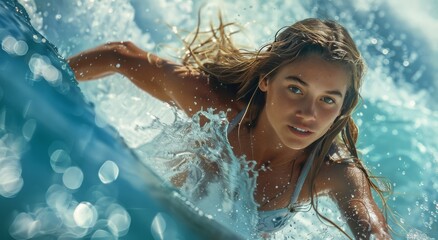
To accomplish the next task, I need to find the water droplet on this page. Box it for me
[9,213,38,239]
[107,207,131,237]
[35,208,62,233]
[63,167,84,190]
[151,212,181,239]
[55,14,62,20]
[0,161,23,198]
[171,26,178,33]
[1,35,16,54]
[46,184,72,211]
[73,202,98,228]
[98,160,119,184]
[91,230,115,239]
[14,40,28,56]
[28,54,60,83]
[50,149,71,173]
[115,63,120,68]
[151,213,167,240]
[22,119,36,141]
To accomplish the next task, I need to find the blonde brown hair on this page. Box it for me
[181,15,391,238]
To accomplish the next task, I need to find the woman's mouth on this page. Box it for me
[288,126,313,137]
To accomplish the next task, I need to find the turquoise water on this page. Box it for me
[0,1,246,239]
[1,0,437,239]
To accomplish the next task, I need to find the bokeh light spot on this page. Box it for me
[62,166,84,190]
[98,160,119,184]
[73,202,98,228]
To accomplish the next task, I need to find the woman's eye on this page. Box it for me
[288,86,302,94]
[322,97,335,104]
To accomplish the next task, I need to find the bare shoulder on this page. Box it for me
[315,159,391,238]
[160,65,240,115]
[316,159,368,194]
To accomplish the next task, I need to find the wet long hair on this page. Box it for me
[180,15,391,238]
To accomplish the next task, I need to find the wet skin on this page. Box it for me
[256,53,348,154]
[69,42,391,239]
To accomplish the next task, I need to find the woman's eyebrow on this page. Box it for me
[285,75,344,98]
[326,89,343,98]
[285,75,307,86]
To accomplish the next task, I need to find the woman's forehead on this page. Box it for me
[276,54,351,91]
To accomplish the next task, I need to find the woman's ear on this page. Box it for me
[258,74,269,92]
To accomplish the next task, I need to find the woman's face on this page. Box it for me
[259,54,349,150]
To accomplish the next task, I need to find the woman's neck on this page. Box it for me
[251,116,308,169]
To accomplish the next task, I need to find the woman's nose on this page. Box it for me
[295,98,316,120]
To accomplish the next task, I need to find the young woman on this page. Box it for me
[68,18,391,239]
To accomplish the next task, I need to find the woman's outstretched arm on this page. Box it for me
[68,42,119,81]
[328,163,391,239]
[67,41,215,112]
[68,41,180,102]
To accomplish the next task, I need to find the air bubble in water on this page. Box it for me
[28,54,60,83]
[35,207,62,233]
[2,36,16,54]
[50,149,71,173]
[151,213,167,240]
[22,119,36,141]
[9,213,39,239]
[41,64,60,82]
[91,229,115,239]
[73,202,98,228]
[63,166,84,190]
[98,160,119,184]
[0,163,23,198]
[46,184,72,211]
[1,36,28,56]
[14,40,28,56]
[107,206,131,236]
[150,212,180,240]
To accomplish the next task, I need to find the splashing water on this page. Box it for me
[1,0,438,239]
[0,1,247,239]
[135,108,259,235]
